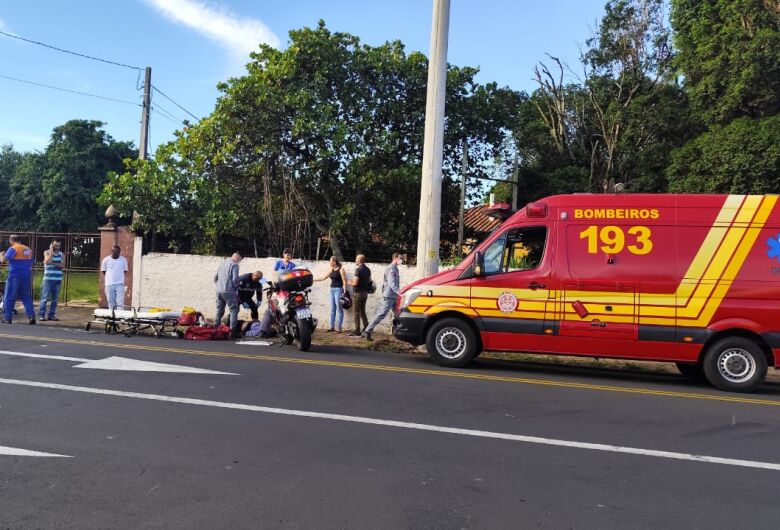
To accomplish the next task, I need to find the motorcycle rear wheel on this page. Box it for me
[296,318,311,351]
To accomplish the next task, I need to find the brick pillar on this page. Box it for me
[97,225,136,308]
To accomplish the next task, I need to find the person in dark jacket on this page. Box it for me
[238,271,265,320]
[348,254,371,337]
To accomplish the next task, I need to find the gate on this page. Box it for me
[0,231,101,306]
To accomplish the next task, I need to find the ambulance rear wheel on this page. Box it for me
[426,318,478,368]
[702,337,767,393]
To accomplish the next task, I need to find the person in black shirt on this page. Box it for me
[315,256,348,332]
[348,254,371,337]
[238,271,265,320]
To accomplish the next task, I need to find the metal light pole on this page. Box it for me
[415,0,450,279]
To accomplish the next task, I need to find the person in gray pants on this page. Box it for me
[361,253,403,341]
[214,251,243,337]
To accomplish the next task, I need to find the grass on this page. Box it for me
[31,270,99,305]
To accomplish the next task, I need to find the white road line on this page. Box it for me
[1,377,778,472]
[0,444,71,457]
[0,350,237,375]
[0,349,88,362]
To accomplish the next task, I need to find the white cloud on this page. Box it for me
[142,0,280,57]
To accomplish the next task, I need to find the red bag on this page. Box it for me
[178,311,204,327]
[184,325,230,340]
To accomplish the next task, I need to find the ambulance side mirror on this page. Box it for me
[473,251,484,277]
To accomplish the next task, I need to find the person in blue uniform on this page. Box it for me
[0,235,36,324]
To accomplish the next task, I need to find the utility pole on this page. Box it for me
[415,0,450,279]
[139,66,151,160]
[457,140,467,259]
[511,152,520,211]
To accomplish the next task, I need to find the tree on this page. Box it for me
[110,22,519,260]
[37,120,134,232]
[672,0,780,125]
[667,115,780,193]
[668,0,780,191]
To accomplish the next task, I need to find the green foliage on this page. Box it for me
[106,21,518,259]
[672,0,780,125]
[667,115,780,193]
[0,120,133,232]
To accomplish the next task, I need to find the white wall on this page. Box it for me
[138,253,418,333]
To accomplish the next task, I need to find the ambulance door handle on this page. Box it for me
[528,282,545,290]
[590,319,607,328]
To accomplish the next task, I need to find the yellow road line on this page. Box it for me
[1,332,779,407]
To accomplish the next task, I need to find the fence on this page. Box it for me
[0,231,101,305]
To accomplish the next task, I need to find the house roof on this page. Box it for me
[463,203,512,233]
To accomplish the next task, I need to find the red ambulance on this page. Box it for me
[393,194,780,392]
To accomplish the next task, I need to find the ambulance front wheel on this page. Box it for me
[702,337,767,393]
[426,318,478,368]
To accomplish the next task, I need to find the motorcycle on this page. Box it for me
[263,269,317,351]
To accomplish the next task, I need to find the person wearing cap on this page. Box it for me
[0,234,36,324]
[214,251,243,337]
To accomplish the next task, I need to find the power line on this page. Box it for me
[151,85,199,121]
[0,30,142,71]
[0,73,141,106]
[152,101,186,124]
[151,108,183,126]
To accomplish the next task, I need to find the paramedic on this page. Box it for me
[361,252,402,341]
[238,270,265,320]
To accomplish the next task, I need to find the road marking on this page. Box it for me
[1,333,779,407]
[235,341,273,346]
[0,350,237,375]
[0,444,71,458]
[0,377,778,472]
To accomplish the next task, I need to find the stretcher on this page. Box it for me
[86,307,181,337]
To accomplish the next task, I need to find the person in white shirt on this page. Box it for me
[101,245,128,310]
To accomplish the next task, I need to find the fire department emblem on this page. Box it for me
[497,291,518,314]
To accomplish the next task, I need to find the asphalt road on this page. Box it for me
[1,325,779,529]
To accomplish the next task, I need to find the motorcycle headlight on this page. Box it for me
[399,288,422,310]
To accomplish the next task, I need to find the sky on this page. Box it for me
[0,0,607,153]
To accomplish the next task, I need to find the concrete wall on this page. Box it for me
[138,253,418,333]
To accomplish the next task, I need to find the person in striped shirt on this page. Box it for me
[39,239,64,321]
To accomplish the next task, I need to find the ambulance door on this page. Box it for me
[470,225,554,352]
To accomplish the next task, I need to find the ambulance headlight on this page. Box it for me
[399,288,422,310]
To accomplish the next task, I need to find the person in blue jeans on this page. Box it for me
[0,235,36,324]
[39,239,64,321]
[362,253,403,341]
[315,256,347,332]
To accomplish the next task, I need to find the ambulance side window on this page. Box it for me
[483,234,507,275]
[482,227,547,276]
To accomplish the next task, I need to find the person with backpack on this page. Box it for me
[348,254,372,337]
[214,251,242,338]
[361,253,402,341]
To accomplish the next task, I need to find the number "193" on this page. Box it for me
[579,225,653,255]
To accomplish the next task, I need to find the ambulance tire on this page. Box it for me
[675,362,706,383]
[702,337,767,393]
[426,318,478,368]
